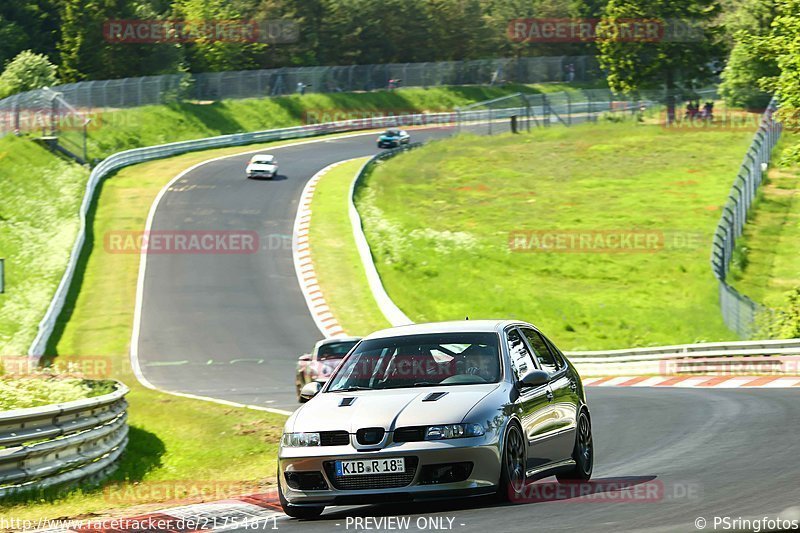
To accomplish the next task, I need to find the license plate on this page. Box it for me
[335,458,405,476]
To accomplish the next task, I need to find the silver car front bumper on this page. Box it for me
[279,435,502,505]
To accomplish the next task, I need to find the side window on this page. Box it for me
[506,328,535,380]
[521,328,561,374]
[543,336,568,370]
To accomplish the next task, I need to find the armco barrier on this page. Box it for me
[348,144,421,327]
[567,340,800,377]
[0,381,129,497]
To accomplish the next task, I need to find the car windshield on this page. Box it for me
[384,130,400,136]
[317,340,358,360]
[326,332,500,391]
[252,157,273,164]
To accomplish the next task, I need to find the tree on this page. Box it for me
[718,0,779,109]
[719,41,778,109]
[596,0,724,121]
[0,49,58,97]
[0,0,61,67]
[172,0,267,72]
[747,0,800,124]
[58,0,184,82]
[0,15,28,67]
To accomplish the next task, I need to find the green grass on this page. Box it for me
[309,158,391,336]
[80,83,600,160]
[355,122,755,350]
[1,142,308,520]
[729,132,800,308]
[0,377,114,410]
[0,136,90,357]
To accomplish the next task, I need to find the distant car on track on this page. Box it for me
[295,337,361,402]
[246,154,278,179]
[377,128,410,148]
[279,320,592,519]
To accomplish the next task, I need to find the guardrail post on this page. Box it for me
[566,92,572,125]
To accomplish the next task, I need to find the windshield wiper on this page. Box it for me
[329,386,371,393]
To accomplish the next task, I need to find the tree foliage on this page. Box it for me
[0,50,58,97]
[596,0,724,103]
[718,0,778,109]
[0,0,795,100]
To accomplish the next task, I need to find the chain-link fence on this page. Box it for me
[460,87,777,338]
[455,87,721,136]
[0,56,599,140]
[455,89,644,135]
[710,98,782,337]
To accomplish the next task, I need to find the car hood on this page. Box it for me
[288,384,498,432]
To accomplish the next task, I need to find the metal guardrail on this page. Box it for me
[710,98,782,337]
[0,382,129,497]
[565,338,800,360]
[348,144,422,328]
[567,339,800,376]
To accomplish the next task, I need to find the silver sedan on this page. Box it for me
[278,320,593,518]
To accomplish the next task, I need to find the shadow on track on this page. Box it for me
[305,475,659,521]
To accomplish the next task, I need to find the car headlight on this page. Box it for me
[281,432,321,447]
[425,423,485,440]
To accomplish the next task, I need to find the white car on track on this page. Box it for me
[246,154,279,179]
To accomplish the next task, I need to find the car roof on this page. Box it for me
[363,320,521,340]
[251,154,274,160]
[315,336,361,348]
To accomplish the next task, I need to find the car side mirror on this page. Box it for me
[298,353,312,362]
[299,381,322,401]
[517,369,549,389]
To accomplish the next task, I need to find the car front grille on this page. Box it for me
[392,426,426,443]
[324,457,418,490]
[320,431,350,446]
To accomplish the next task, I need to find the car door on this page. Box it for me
[505,327,557,470]
[521,328,578,463]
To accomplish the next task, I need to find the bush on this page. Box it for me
[758,288,800,339]
[0,50,58,98]
[0,377,115,410]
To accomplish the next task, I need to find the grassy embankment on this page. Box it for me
[728,132,800,310]
[353,120,758,350]
[307,158,391,336]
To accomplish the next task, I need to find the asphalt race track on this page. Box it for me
[247,387,800,532]
[135,126,463,410]
[134,123,800,530]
